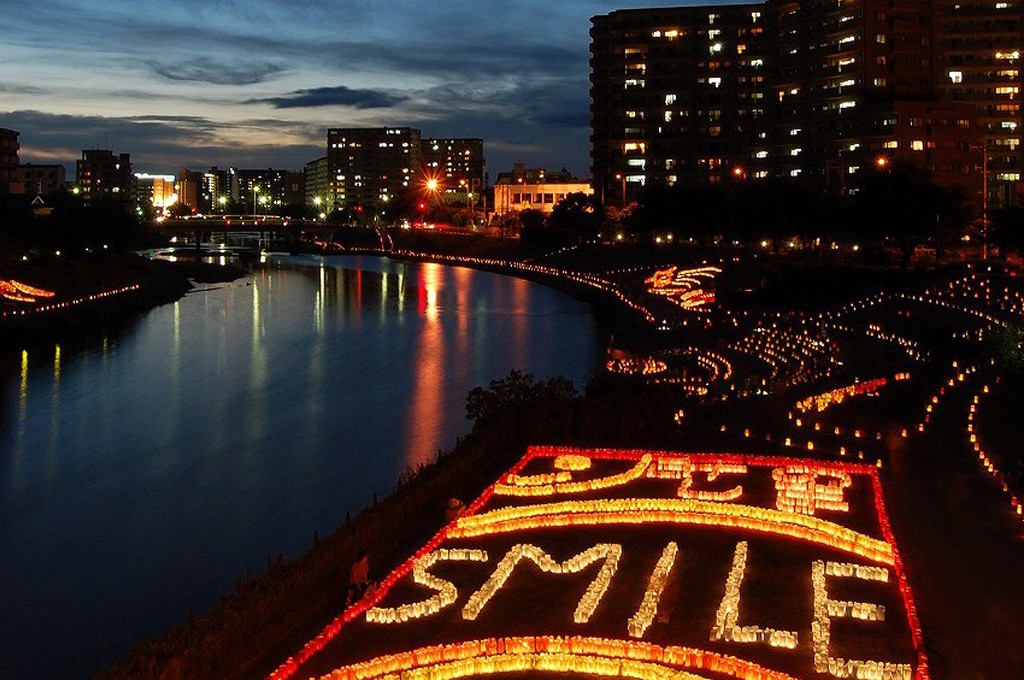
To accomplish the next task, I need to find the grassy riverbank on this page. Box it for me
[0,251,246,348]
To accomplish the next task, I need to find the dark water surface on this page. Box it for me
[0,255,599,679]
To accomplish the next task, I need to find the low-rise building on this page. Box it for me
[492,164,593,216]
[18,163,66,196]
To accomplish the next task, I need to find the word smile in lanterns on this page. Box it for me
[270,447,928,680]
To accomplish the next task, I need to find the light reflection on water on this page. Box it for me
[0,254,598,679]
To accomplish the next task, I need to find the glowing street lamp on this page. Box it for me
[875,155,889,170]
[614,173,626,208]
[253,185,260,215]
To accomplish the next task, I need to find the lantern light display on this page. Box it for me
[461,543,621,623]
[366,549,488,624]
[0,279,55,303]
[627,542,679,639]
[711,541,798,649]
[267,448,930,680]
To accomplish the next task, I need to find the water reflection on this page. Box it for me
[0,254,597,680]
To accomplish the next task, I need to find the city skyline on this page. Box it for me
[0,0,702,177]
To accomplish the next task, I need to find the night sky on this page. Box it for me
[1,0,725,178]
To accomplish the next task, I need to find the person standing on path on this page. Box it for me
[346,549,369,606]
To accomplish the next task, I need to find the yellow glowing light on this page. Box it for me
[711,541,798,648]
[449,497,894,565]
[628,542,679,638]
[462,544,621,623]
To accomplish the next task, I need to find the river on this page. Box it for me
[0,254,600,679]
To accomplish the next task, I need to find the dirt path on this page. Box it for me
[883,373,1024,679]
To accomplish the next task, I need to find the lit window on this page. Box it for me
[949,70,963,83]
[876,33,886,44]
[883,141,899,149]
[874,78,887,87]
[911,140,924,151]
[755,150,769,159]
[665,94,677,105]
[709,77,722,87]
[710,43,723,53]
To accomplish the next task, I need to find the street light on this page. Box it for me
[614,173,626,208]
[253,185,260,215]
[970,143,988,260]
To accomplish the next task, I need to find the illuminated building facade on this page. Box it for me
[590,5,773,205]
[1,128,24,195]
[591,0,1015,210]
[134,173,177,214]
[771,0,936,184]
[18,163,65,196]
[76,149,132,206]
[327,127,422,222]
[935,0,1023,207]
[493,164,594,216]
[421,138,486,205]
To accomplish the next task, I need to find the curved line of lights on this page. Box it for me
[312,636,799,680]
[448,498,894,566]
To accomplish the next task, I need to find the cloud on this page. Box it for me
[251,86,407,110]
[147,58,284,86]
[0,110,323,173]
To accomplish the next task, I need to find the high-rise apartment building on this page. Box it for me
[76,149,132,205]
[1,128,24,195]
[327,127,422,222]
[591,5,773,204]
[935,0,1023,206]
[421,138,486,204]
[592,0,1013,209]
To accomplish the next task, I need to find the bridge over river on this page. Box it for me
[156,216,336,254]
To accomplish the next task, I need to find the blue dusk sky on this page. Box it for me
[0,0,734,179]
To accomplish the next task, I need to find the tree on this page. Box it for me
[465,370,577,424]
[547,192,600,241]
[989,204,1024,259]
[853,161,970,268]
